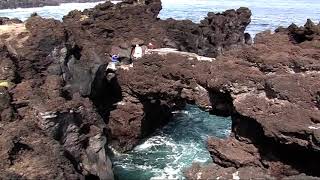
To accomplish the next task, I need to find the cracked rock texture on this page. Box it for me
[0,0,319,179]
[0,0,251,179]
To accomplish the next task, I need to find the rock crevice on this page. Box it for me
[0,0,319,179]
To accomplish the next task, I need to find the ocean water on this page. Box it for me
[0,1,319,179]
[111,105,232,180]
[0,0,319,35]
[159,0,320,35]
[0,1,107,21]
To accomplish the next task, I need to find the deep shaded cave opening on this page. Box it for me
[88,66,320,179]
[217,91,320,178]
[90,67,123,122]
[88,69,234,179]
[203,90,320,177]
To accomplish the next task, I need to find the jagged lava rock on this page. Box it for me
[1,1,320,180]
[186,20,320,179]
[0,17,114,179]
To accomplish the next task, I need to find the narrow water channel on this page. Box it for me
[111,105,232,180]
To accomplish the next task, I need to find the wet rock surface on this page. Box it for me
[0,0,319,179]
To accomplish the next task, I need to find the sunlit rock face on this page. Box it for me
[0,0,320,179]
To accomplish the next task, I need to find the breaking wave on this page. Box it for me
[0,1,107,21]
[111,105,232,180]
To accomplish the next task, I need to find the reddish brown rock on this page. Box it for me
[0,14,114,180]
[1,0,320,179]
[61,0,252,151]
[108,96,145,152]
[207,137,262,168]
[185,163,276,180]
[185,163,319,180]
[188,21,320,179]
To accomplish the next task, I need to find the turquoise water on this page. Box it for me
[111,105,231,180]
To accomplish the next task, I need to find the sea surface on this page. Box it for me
[111,105,232,180]
[0,0,319,35]
[1,0,319,179]
[159,0,320,35]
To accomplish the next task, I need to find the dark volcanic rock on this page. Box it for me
[59,0,251,152]
[165,7,251,57]
[1,0,319,179]
[0,13,113,180]
[0,17,22,25]
[285,19,320,43]
[20,16,65,80]
[63,0,251,58]
[186,22,320,179]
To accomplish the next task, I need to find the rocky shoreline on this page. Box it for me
[0,0,319,179]
[0,0,104,10]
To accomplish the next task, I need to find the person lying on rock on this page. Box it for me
[132,44,143,59]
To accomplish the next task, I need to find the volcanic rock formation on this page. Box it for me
[185,21,320,179]
[0,0,319,179]
[0,0,252,179]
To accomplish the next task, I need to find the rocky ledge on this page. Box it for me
[0,0,319,179]
[0,0,104,10]
[185,21,320,179]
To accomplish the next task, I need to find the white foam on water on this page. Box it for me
[150,166,181,180]
[172,110,190,115]
[0,1,115,21]
[112,107,225,179]
[121,163,154,171]
[112,110,231,179]
[134,135,177,151]
[224,129,232,136]
[147,141,211,179]
[112,132,193,178]
[113,137,207,179]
